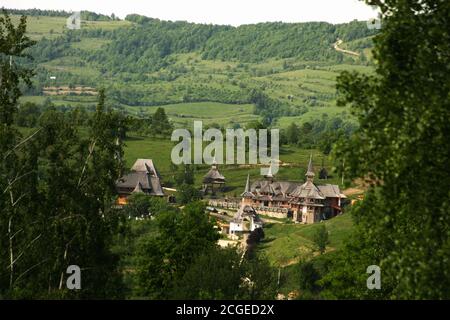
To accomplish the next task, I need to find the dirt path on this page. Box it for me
[333,39,360,57]
[343,187,364,197]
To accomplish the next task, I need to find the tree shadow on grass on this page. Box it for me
[259,237,276,245]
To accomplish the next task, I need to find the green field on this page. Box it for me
[19,97,260,128]
[15,11,359,247]
[276,106,356,127]
[259,213,353,267]
[123,134,345,195]
[259,213,354,295]
[22,54,364,128]
[125,102,259,127]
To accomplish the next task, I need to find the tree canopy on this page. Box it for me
[320,0,450,299]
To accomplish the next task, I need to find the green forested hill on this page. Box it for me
[10,9,376,128]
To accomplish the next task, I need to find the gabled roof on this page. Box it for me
[131,159,161,178]
[132,182,144,193]
[241,154,345,201]
[248,179,345,200]
[251,180,299,195]
[116,159,164,196]
[232,204,260,223]
[318,184,347,198]
[290,180,325,199]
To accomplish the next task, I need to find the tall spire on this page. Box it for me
[244,174,250,192]
[211,154,218,169]
[241,174,254,198]
[265,161,274,181]
[305,153,315,182]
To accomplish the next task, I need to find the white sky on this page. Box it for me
[2,0,378,26]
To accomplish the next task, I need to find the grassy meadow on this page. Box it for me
[260,213,353,267]
[123,134,345,196]
[258,213,353,295]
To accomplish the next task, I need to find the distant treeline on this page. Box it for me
[4,8,117,21]
[16,98,175,138]
[281,116,358,155]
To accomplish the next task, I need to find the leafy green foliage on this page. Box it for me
[177,183,201,204]
[202,21,376,62]
[171,247,244,299]
[134,201,219,298]
[14,101,40,127]
[281,116,357,154]
[312,225,329,254]
[169,246,277,300]
[321,0,450,299]
[0,11,128,298]
[122,193,169,218]
[298,261,320,295]
[149,107,173,136]
[5,8,115,21]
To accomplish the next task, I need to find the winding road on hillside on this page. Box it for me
[333,39,360,57]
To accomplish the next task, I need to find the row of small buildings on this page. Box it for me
[211,156,346,226]
[115,156,346,227]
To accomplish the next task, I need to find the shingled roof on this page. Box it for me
[245,153,345,201]
[116,159,164,196]
[203,161,225,184]
[232,204,261,223]
[251,180,299,196]
[318,184,347,198]
[290,180,325,199]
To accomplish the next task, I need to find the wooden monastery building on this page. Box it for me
[240,156,346,224]
[116,159,165,205]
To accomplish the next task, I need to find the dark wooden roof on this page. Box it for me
[203,164,225,184]
[116,159,164,196]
